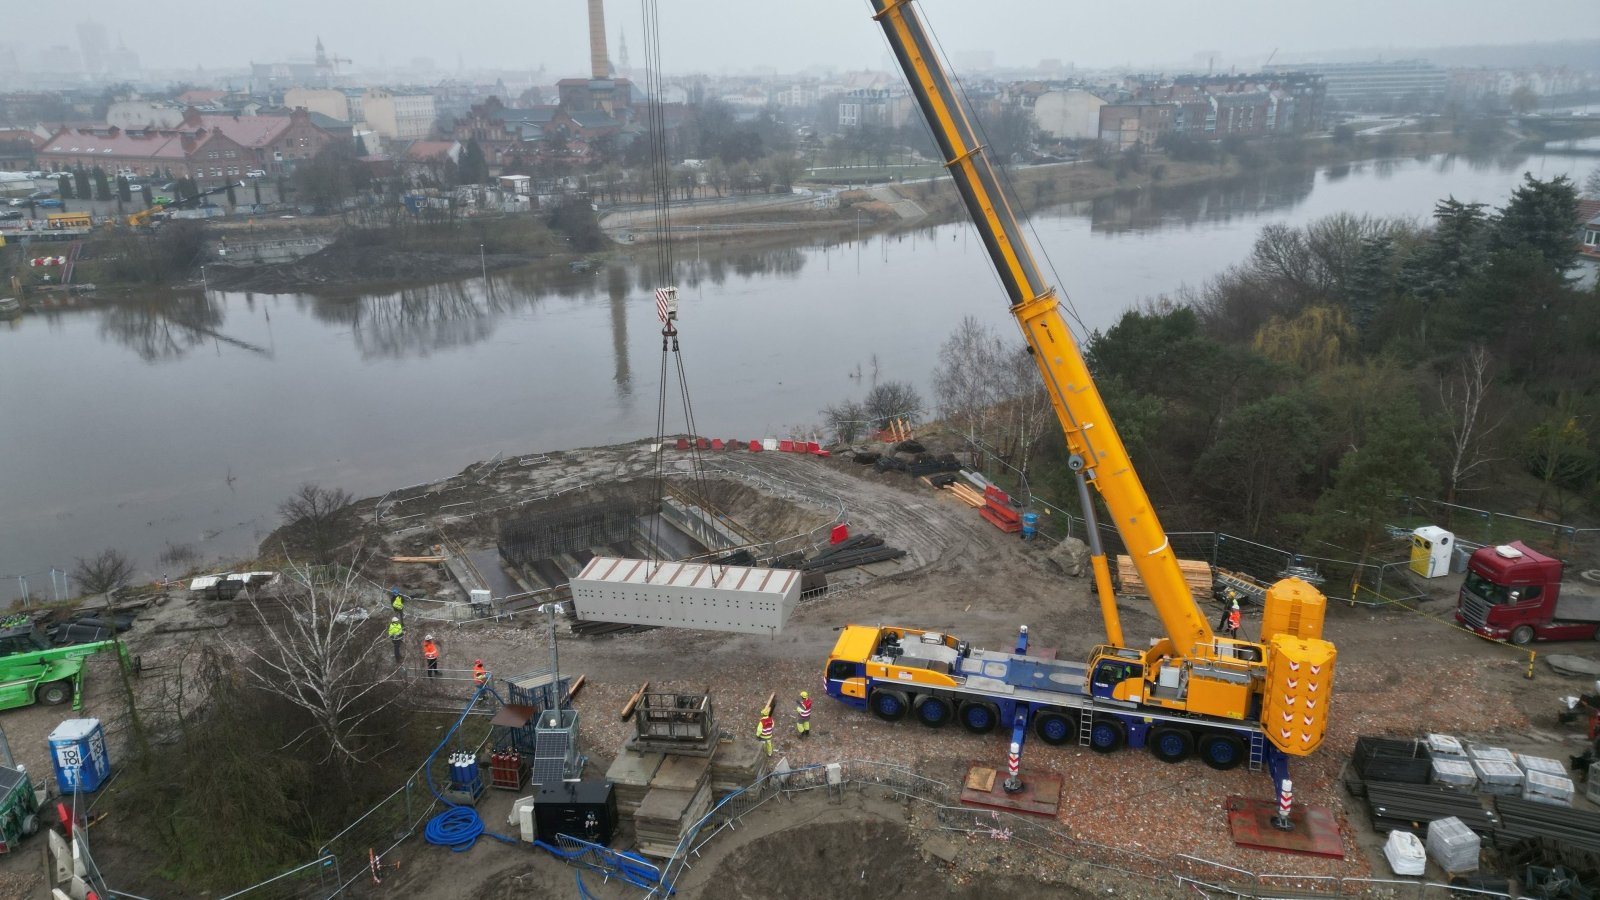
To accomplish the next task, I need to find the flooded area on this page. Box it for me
[0,150,1586,598]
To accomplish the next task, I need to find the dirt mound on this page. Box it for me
[696,817,1078,900]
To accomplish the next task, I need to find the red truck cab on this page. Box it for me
[1456,542,1600,644]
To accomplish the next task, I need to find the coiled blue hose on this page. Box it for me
[424,805,485,852]
[420,682,517,852]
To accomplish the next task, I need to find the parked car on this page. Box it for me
[0,209,24,219]
[159,182,176,191]
[153,195,173,205]
[126,183,142,192]
[245,169,266,178]
[6,198,27,207]
[37,198,61,208]
[28,190,51,200]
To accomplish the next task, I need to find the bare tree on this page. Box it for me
[995,348,1055,482]
[863,380,924,429]
[822,399,870,445]
[1438,346,1505,511]
[73,548,136,595]
[1584,165,1600,199]
[229,563,399,764]
[277,483,356,564]
[932,316,1003,459]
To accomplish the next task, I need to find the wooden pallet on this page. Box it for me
[1116,555,1212,596]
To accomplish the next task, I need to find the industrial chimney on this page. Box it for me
[588,0,612,80]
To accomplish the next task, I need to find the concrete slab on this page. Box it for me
[1225,796,1345,858]
[651,754,713,792]
[604,750,664,787]
[958,764,1062,818]
[570,556,801,635]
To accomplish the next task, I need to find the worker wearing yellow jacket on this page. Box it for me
[756,708,775,756]
[794,691,812,737]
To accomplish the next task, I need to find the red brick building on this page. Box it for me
[37,108,336,183]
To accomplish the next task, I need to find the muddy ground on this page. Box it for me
[2,435,1597,899]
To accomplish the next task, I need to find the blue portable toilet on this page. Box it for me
[47,719,111,794]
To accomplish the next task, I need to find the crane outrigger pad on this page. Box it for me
[1225,796,1344,858]
[570,557,801,635]
[959,764,1062,819]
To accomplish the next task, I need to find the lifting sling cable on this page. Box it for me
[640,0,720,580]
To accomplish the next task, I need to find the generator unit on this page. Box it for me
[534,780,616,845]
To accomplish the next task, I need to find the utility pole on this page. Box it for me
[479,242,487,285]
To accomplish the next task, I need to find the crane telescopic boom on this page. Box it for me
[869,0,1212,655]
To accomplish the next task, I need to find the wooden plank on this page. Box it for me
[761,691,776,716]
[1116,555,1212,596]
[620,681,650,721]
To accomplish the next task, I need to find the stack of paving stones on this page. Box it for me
[633,754,714,859]
[604,749,664,818]
[1467,744,1524,797]
[1425,815,1481,874]
[1517,754,1576,807]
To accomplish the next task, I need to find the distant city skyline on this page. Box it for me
[8,0,1600,81]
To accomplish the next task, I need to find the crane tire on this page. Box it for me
[1150,727,1194,763]
[958,700,999,734]
[1033,711,1075,746]
[914,695,952,728]
[1088,718,1125,753]
[1198,734,1246,771]
[870,689,909,722]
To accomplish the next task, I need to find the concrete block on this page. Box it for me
[570,557,800,635]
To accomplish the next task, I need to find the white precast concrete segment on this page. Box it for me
[570,556,801,635]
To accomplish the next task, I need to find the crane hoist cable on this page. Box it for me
[639,0,720,577]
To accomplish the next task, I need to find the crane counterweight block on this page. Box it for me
[1262,635,1336,755]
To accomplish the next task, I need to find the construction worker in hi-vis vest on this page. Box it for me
[756,707,775,756]
[473,659,488,686]
[388,616,404,663]
[794,691,812,736]
[390,590,405,621]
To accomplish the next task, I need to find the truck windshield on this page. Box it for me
[1463,571,1510,605]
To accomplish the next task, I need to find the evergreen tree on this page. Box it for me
[74,166,90,199]
[1490,173,1579,276]
[93,167,111,201]
[140,184,154,207]
[58,174,74,199]
[116,175,132,203]
[1307,391,1438,565]
[460,138,488,185]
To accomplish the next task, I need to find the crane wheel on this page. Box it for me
[1198,734,1246,771]
[1150,727,1193,763]
[36,680,71,706]
[1088,718,1125,753]
[914,696,952,728]
[1033,711,1075,746]
[870,689,909,722]
[958,700,999,734]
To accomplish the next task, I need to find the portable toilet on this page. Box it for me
[47,719,111,794]
[1410,526,1454,578]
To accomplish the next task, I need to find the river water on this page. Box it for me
[0,150,1586,598]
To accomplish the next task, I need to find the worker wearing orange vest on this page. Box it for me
[756,707,775,756]
[794,691,812,737]
[422,634,440,678]
[1224,599,1242,638]
[473,659,487,687]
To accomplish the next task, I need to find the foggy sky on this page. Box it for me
[42,0,1600,76]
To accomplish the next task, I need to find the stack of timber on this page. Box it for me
[978,485,1022,534]
[943,482,986,508]
[604,749,664,818]
[801,534,905,575]
[708,738,766,800]
[633,754,714,859]
[1116,555,1213,598]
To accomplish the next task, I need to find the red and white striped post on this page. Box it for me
[1272,778,1295,831]
[1002,741,1023,794]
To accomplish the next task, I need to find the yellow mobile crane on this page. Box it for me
[824,0,1337,826]
[126,181,243,228]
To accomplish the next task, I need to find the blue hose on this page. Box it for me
[420,682,517,852]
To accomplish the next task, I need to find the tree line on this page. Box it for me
[924,172,1599,564]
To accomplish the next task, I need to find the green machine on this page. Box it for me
[0,765,40,853]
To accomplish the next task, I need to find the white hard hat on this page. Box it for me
[424,633,434,641]
[391,615,399,622]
